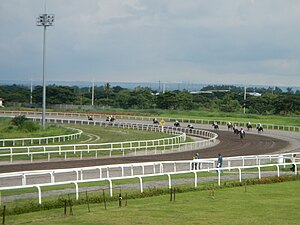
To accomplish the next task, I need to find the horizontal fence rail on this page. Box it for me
[0,152,298,188]
[0,127,82,147]
[0,119,218,163]
[0,152,298,204]
[1,110,299,132]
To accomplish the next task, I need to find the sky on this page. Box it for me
[1,0,300,87]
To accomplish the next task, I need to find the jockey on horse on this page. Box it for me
[240,128,246,139]
[256,123,263,133]
[153,118,159,124]
[246,121,252,131]
[212,122,219,130]
[174,120,180,127]
[227,122,232,131]
[233,124,239,135]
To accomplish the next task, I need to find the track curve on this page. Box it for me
[0,129,289,173]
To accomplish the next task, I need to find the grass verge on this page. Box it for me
[1,177,299,225]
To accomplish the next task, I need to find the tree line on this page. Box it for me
[0,84,299,115]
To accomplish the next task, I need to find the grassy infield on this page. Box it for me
[3,180,300,225]
[0,110,299,224]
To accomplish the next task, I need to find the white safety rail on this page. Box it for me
[1,110,299,132]
[0,153,298,204]
[0,120,217,163]
[0,127,82,147]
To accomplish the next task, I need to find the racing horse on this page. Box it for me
[106,116,115,122]
[227,122,233,131]
[174,121,180,127]
[232,125,239,135]
[187,124,194,131]
[240,128,246,139]
[212,122,219,130]
[153,118,159,125]
[246,123,252,131]
[257,126,263,133]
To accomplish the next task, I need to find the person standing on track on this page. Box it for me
[290,154,297,172]
[195,153,200,170]
[217,153,223,173]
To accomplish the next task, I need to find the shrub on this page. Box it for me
[10,115,39,132]
[21,120,39,132]
[11,115,28,127]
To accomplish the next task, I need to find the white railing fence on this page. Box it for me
[0,110,299,132]
[0,119,218,163]
[0,127,82,147]
[0,153,298,204]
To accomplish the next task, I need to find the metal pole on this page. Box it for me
[91,80,94,106]
[37,13,54,129]
[243,86,246,114]
[30,79,33,105]
[42,25,47,129]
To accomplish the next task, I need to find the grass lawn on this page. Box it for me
[67,124,181,144]
[0,123,190,161]
[2,108,300,127]
[155,110,300,127]
[0,118,74,140]
[78,108,300,127]
[3,180,300,225]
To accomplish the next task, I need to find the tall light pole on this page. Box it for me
[36,13,55,129]
[30,78,33,105]
[91,80,95,106]
[243,86,247,114]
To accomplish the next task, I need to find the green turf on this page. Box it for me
[157,110,300,126]
[0,124,192,161]
[3,180,299,225]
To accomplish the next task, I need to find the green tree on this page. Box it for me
[104,83,111,100]
[274,94,300,115]
[156,92,178,109]
[218,93,242,112]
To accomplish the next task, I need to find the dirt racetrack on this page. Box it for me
[0,129,289,173]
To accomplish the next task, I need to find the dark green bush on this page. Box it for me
[21,120,39,132]
[10,115,39,132]
[11,115,28,127]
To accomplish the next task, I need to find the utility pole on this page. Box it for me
[91,80,95,106]
[30,79,33,105]
[243,86,246,114]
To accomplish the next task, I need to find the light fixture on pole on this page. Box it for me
[36,13,55,129]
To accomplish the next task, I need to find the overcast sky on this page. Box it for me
[1,0,300,87]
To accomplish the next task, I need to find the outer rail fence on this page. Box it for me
[0,152,298,188]
[0,127,83,147]
[0,120,218,163]
[0,153,298,204]
[0,110,299,132]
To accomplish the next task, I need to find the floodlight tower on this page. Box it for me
[36,13,55,129]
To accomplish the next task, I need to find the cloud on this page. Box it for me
[0,0,300,87]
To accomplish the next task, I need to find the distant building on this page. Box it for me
[0,98,3,107]
[248,92,262,97]
[190,90,230,94]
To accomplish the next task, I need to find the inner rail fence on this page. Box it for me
[0,153,298,204]
[0,110,299,132]
[0,119,218,163]
[0,127,83,147]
